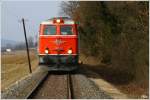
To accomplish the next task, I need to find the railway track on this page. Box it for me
[27,73,74,99]
[2,66,112,99]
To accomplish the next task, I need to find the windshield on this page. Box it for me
[61,26,73,35]
[44,25,56,35]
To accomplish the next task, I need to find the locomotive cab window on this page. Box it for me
[44,25,56,35]
[61,26,73,35]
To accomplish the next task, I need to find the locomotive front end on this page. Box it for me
[38,17,79,71]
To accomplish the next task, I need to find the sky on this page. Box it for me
[1,0,61,42]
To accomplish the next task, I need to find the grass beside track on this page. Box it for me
[79,53,149,99]
[1,50,38,91]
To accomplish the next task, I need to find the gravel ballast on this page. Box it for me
[72,74,112,99]
[30,74,68,99]
[1,67,48,99]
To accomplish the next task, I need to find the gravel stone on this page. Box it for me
[30,74,68,99]
[72,74,112,99]
[1,67,48,99]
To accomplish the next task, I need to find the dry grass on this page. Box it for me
[79,53,149,99]
[1,49,38,91]
[117,81,149,98]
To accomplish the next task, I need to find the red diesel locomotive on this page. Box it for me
[38,17,79,71]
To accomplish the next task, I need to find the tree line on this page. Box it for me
[2,36,37,51]
[61,1,149,83]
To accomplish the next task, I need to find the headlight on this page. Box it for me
[68,49,72,54]
[56,19,60,23]
[45,49,49,54]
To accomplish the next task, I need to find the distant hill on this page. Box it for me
[1,39,18,48]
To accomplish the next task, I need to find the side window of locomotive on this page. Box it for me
[61,26,73,35]
[44,25,56,35]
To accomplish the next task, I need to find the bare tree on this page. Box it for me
[60,1,149,83]
[60,1,79,19]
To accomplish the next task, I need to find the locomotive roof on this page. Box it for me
[47,17,72,20]
[41,17,75,25]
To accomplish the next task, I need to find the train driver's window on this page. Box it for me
[61,26,73,35]
[44,25,56,35]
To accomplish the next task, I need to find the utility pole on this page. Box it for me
[22,18,32,73]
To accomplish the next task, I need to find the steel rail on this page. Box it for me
[67,74,74,99]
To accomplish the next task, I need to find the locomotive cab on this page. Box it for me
[38,17,79,71]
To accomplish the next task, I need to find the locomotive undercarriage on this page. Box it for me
[39,55,79,71]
